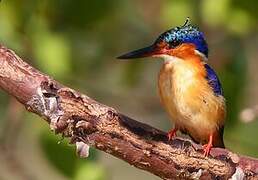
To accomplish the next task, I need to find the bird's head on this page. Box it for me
[118,18,208,61]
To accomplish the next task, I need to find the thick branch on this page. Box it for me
[0,45,257,180]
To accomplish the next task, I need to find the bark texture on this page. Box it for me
[0,44,258,180]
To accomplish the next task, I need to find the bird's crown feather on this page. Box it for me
[155,18,208,57]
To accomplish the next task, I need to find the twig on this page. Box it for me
[0,44,257,180]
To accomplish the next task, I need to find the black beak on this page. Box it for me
[117,44,157,59]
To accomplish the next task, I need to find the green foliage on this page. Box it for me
[40,129,106,179]
[33,31,72,78]
[74,163,105,180]
[47,0,116,29]
[40,130,78,177]
[162,0,196,27]
[221,40,247,127]
[201,0,231,26]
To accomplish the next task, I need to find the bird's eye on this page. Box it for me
[169,40,181,48]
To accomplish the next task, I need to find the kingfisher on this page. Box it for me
[117,19,226,156]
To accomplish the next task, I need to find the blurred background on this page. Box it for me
[0,0,258,179]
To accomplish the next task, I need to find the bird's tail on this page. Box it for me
[213,126,225,148]
[214,136,225,148]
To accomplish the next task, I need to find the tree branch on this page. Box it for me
[0,44,257,180]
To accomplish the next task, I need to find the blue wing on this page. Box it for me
[204,64,223,96]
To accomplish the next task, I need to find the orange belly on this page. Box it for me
[158,60,226,144]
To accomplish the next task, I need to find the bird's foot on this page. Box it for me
[167,128,178,140]
[202,143,212,156]
[202,135,213,156]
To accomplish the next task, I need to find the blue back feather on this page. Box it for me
[204,64,223,96]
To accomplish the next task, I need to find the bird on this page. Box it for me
[117,18,226,156]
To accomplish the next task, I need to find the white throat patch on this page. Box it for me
[194,50,208,61]
[156,54,182,63]
[156,51,208,62]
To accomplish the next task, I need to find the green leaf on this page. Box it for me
[74,162,106,180]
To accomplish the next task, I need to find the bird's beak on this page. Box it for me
[117,44,159,59]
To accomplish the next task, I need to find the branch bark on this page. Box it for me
[0,44,257,180]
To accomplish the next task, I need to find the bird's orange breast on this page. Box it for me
[158,55,226,144]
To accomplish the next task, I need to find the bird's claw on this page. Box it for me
[167,128,178,140]
[202,143,212,156]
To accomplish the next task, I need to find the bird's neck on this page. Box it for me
[161,55,182,64]
[161,53,206,65]
[160,53,207,79]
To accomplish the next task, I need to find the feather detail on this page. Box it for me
[204,64,223,96]
[158,55,226,146]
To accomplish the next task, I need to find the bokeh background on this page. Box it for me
[0,0,258,180]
